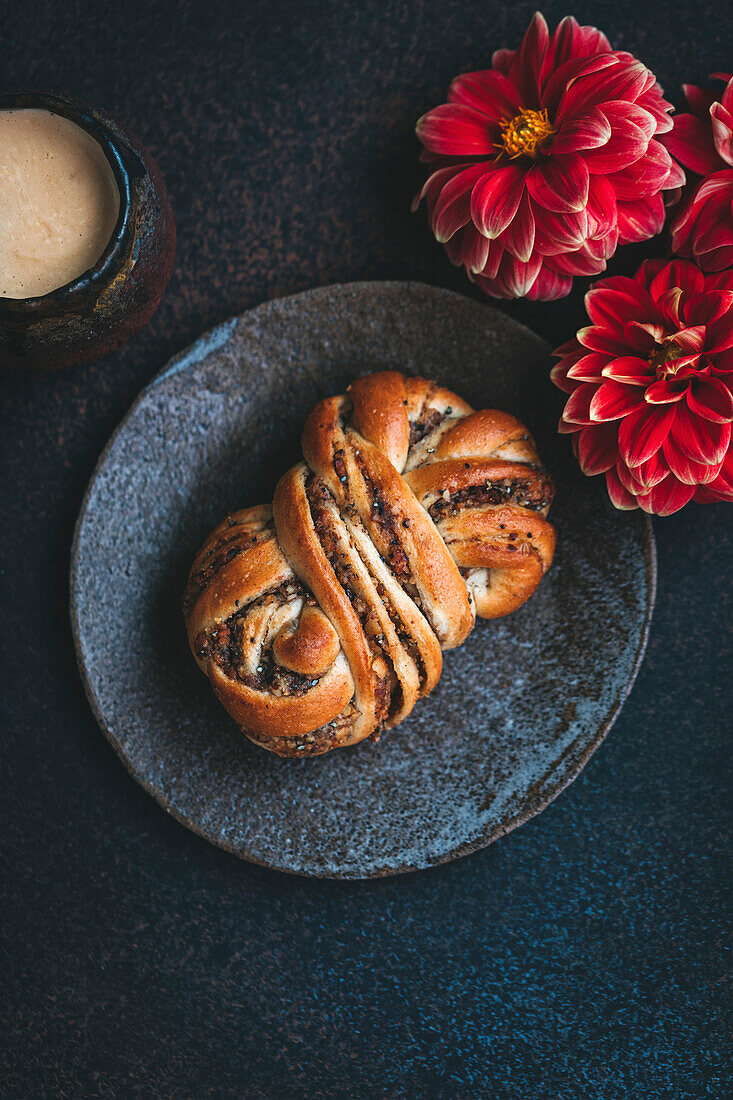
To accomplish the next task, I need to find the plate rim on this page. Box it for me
[70,280,657,879]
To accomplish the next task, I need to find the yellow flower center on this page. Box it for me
[648,342,684,379]
[498,109,555,160]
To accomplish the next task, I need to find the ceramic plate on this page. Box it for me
[70,282,655,878]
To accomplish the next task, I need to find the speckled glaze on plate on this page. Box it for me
[70,282,655,879]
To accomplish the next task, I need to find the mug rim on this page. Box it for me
[0,91,135,313]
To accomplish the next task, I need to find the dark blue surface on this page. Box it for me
[2,1,731,1095]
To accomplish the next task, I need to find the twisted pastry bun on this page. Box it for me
[184,372,555,757]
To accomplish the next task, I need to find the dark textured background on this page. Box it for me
[1,0,731,1095]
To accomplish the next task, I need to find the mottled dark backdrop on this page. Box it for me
[2,1,731,1096]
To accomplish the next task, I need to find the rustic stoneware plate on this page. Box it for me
[71,282,655,878]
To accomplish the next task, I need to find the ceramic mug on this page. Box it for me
[0,92,176,368]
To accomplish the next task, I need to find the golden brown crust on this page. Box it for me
[272,605,341,676]
[183,371,556,757]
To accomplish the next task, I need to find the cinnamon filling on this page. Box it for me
[308,474,427,701]
[251,704,359,758]
[193,581,315,695]
[353,453,415,581]
[408,406,445,447]
[307,475,393,721]
[183,524,270,616]
[428,475,554,521]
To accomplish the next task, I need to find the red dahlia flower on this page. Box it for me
[662,73,733,271]
[413,12,683,300]
[552,259,733,515]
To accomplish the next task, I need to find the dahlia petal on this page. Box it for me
[532,205,589,255]
[561,383,596,425]
[671,405,731,463]
[670,325,706,353]
[649,259,705,301]
[656,287,683,328]
[473,252,543,300]
[636,88,675,135]
[663,438,723,485]
[589,380,643,421]
[565,352,607,382]
[630,451,670,489]
[550,364,577,394]
[526,153,589,214]
[686,290,730,327]
[686,378,733,422]
[572,23,612,57]
[523,265,573,301]
[607,141,673,201]
[495,253,543,298]
[618,404,677,467]
[686,226,730,271]
[549,107,611,154]
[441,224,475,270]
[559,58,651,119]
[694,483,732,503]
[636,68,661,98]
[546,245,608,277]
[416,104,496,156]
[669,191,699,246]
[601,356,655,385]
[576,423,618,474]
[660,113,722,174]
[671,173,733,267]
[710,102,733,167]
[430,165,488,242]
[597,274,646,293]
[693,210,733,257]
[470,164,526,238]
[508,11,550,105]
[479,238,505,280]
[465,233,493,274]
[542,17,612,98]
[412,164,469,215]
[550,362,579,394]
[499,190,535,262]
[447,70,523,120]
[623,320,663,353]
[491,48,514,75]
[577,325,630,356]
[605,466,640,510]
[443,223,491,273]
[585,230,619,263]
[616,195,665,244]
[707,269,733,293]
[585,175,618,238]
[706,310,733,353]
[634,259,667,287]
[644,475,696,515]
[713,352,733,379]
[585,283,655,328]
[658,354,703,374]
[644,379,689,404]
[616,459,648,495]
[604,100,658,142]
[681,84,716,119]
[697,245,733,273]
[663,158,687,191]
[579,128,649,174]
[694,449,733,501]
[543,54,619,118]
